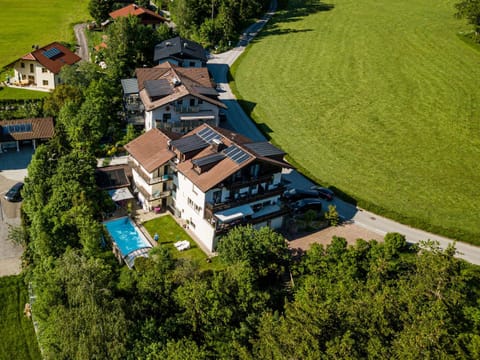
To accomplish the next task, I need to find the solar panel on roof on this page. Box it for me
[197,127,222,144]
[2,123,32,135]
[171,135,208,153]
[222,145,252,164]
[144,79,172,98]
[43,47,62,59]
[244,142,285,157]
[192,153,225,167]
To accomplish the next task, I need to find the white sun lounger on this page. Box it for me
[174,240,190,251]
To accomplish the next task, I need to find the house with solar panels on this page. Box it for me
[6,42,81,91]
[0,118,54,152]
[154,36,207,67]
[125,124,292,251]
[123,61,227,133]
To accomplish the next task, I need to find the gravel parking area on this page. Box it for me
[288,222,385,252]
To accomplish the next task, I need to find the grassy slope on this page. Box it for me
[0,0,90,67]
[233,0,480,242]
[0,87,49,100]
[0,276,41,360]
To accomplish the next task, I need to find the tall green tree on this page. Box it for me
[456,0,480,36]
[217,225,290,280]
[89,0,114,25]
[36,249,128,360]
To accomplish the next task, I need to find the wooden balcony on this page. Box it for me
[224,173,277,190]
[129,160,171,185]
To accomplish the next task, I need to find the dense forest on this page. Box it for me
[10,0,480,358]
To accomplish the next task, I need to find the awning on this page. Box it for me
[251,204,281,219]
[108,187,134,202]
[180,114,215,121]
[215,204,254,223]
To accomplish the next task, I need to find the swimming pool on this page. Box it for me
[103,217,152,265]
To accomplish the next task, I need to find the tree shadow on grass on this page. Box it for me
[255,0,334,40]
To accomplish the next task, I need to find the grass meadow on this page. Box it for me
[0,0,90,68]
[0,276,41,360]
[232,0,480,243]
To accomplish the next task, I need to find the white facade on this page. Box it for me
[174,172,216,251]
[145,95,220,133]
[12,60,56,90]
[174,169,285,251]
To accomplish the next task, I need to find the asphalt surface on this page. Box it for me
[0,147,32,276]
[74,23,89,61]
[206,2,480,264]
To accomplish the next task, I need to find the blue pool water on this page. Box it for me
[103,217,152,256]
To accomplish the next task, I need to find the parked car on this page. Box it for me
[290,198,323,214]
[4,182,24,202]
[282,188,321,202]
[310,186,335,201]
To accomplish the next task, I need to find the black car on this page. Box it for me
[4,182,23,202]
[282,188,321,202]
[290,198,323,214]
[310,186,335,201]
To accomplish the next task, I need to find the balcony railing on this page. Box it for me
[175,105,199,113]
[129,160,171,185]
[224,174,277,190]
[213,207,290,236]
[136,183,170,201]
[204,185,284,221]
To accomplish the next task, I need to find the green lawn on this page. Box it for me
[0,0,90,68]
[143,215,224,271]
[0,86,49,100]
[232,0,480,243]
[0,276,41,360]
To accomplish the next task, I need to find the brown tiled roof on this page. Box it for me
[124,128,175,173]
[135,62,226,111]
[0,117,54,142]
[109,4,167,23]
[175,124,292,192]
[14,42,81,74]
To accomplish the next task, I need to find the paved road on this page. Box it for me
[0,148,32,276]
[207,2,480,264]
[74,23,89,61]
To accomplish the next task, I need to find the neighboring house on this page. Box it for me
[6,42,81,91]
[0,117,54,152]
[123,61,226,133]
[125,124,292,252]
[154,36,207,67]
[121,78,144,127]
[124,128,176,212]
[95,165,135,211]
[109,4,167,28]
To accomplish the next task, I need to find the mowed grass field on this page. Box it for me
[0,0,90,68]
[233,0,480,242]
[0,276,41,360]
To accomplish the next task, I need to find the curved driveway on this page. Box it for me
[207,3,480,265]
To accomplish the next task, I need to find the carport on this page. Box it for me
[0,117,54,152]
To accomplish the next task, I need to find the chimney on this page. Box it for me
[211,138,225,152]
